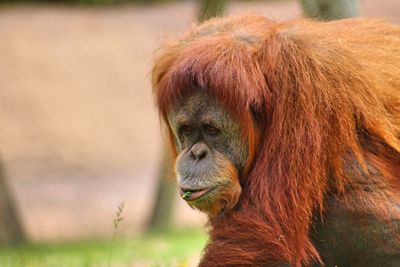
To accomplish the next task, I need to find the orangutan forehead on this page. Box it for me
[171,90,220,120]
[174,90,210,116]
[169,90,235,126]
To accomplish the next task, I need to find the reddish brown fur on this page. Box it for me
[152,14,400,266]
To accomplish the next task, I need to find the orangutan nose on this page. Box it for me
[190,142,209,161]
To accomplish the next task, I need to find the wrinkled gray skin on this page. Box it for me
[168,90,247,213]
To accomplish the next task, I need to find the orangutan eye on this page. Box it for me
[180,125,193,137]
[203,124,220,136]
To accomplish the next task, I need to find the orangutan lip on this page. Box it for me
[180,187,213,201]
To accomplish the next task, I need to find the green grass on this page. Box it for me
[0,228,207,267]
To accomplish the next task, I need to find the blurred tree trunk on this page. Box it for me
[147,144,176,231]
[148,1,228,232]
[0,160,25,245]
[301,0,358,20]
[198,0,227,22]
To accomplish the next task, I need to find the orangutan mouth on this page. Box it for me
[180,187,213,201]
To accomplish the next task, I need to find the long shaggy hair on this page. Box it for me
[152,14,400,266]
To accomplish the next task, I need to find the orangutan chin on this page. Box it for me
[152,14,400,266]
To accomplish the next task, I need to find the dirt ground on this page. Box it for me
[0,0,399,242]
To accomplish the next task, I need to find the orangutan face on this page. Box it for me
[168,90,248,217]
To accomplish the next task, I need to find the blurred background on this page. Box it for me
[0,0,399,266]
